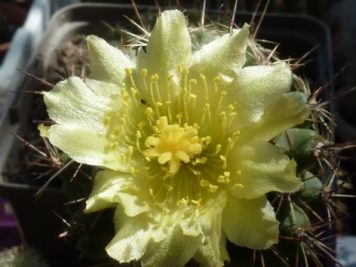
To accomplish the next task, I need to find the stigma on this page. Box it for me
[144,116,203,175]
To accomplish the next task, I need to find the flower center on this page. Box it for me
[144,116,203,175]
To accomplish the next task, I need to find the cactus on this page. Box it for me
[33,5,344,267]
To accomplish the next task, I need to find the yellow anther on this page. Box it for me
[190,94,197,99]
[178,198,189,206]
[125,68,133,75]
[189,168,201,176]
[189,79,197,86]
[165,184,173,191]
[236,170,242,175]
[201,136,212,146]
[151,74,159,81]
[136,130,142,139]
[220,155,227,169]
[154,101,163,107]
[217,175,228,183]
[193,157,207,165]
[200,179,210,187]
[140,68,148,77]
[232,131,241,140]
[177,65,184,73]
[191,199,201,206]
[213,75,221,83]
[229,112,238,118]
[224,172,230,177]
[233,183,244,190]
[220,111,227,119]
[208,184,218,193]
[145,107,154,115]
[215,144,222,154]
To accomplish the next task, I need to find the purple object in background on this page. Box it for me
[0,197,21,248]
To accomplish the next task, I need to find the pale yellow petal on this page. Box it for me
[106,209,153,263]
[48,125,129,171]
[190,24,249,82]
[107,206,203,267]
[227,142,302,199]
[44,77,109,131]
[232,62,292,128]
[239,92,310,142]
[193,192,228,267]
[222,196,279,249]
[85,170,150,215]
[136,10,191,101]
[87,35,134,84]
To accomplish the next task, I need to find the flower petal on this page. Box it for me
[227,142,302,199]
[190,24,249,82]
[85,170,150,216]
[107,206,202,267]
[106,209,154,263]
[194,192,228,267]
[44,77,110,131]
[232,62,293,128]
[222,196,279,249]
[141,224,201,267]
[239,92,310,142]
[44,77,130,171]
[136,10,191,99]
[87,35,134,84]
[47,125,129,171]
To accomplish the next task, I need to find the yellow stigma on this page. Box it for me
[144,116,203,175]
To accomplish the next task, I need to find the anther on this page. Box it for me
[208,184,218,193]
[125,68,133,75]
[140,68,148,77]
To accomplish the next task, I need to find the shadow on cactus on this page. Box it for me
[29,5,346,267]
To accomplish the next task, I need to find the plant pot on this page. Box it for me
[0,0,81,117]
[0,3,334,266]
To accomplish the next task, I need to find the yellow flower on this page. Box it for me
[44,10,309,267]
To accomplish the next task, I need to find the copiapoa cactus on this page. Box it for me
[37,6,340,267]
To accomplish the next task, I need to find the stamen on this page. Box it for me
[213,75,221,94]
[200,74,209,100]
[165,100,173,123]
[201,103,211,125]
[217,90,227,113]
[220,155,227,169]
[145,107,155,126]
